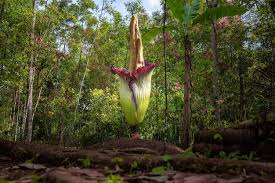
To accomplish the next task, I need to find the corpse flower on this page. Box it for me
[111,15,156,138]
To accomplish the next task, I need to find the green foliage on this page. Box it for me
[161,154,173,162]
[130,160,138,174]
[193,5,247,24]
[25,159,33,164]
[31,175,41,183]
[105,174,123,183]
[167,0,185,22]
[213,133,223,142]
[167,0,202,24]
[79,158,92,168]
[218,151,226,159]
[143,25,175,43]
[151,166,167,175]
[124,0,145,16]
[151,154,174,174]
[112,157,124,164]
[181,148,195,158]
[184,0,202,24]
[218,151,256,161]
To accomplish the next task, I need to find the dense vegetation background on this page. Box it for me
[0,0,274,146]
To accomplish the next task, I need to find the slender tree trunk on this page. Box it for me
[26,65,34,142]
[272,53,275,121]
[22,101,27,141]
[0,0,5,22]
[1,0,6,78]
[210,21,221,123]
[0,0,4,76]
[15,91,21,141]
[239,55,246,121]
[25,0,37,142]
[32,85,42,122]
[12,89,19,125]
[58,118,64,147]
[206,0,221,123]
[182,35,192,149]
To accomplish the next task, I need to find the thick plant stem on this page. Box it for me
[182,35,192,149]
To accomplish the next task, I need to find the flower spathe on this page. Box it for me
[111,15,156,127]
[111,62,156,126]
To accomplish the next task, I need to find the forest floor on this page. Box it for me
[1,138,275,183]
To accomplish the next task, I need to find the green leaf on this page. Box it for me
[181,147,195,158]
[151,166,167,175]
[213,133,223,142]
[143,26,162,43]
[105,174,123,183]
[167,0,185,22]
[162,154,173,162]
[184,0,201,24]
[248,151,256,160]
[25,159,33,164]
[79,158,91,168]
[31,175,41,183]
[218,151,226,159]
[112,157,124,164]
[143,26,175,43]
[130,160,138,169]
[228,151,240,160]
[193,5,247,25]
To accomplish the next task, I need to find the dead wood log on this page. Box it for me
[1,139,275,176]
[87,138,183,155]
[194,128,258,145]
[192,143,254,155]
[256,139,275,161]
[239,119,255,128]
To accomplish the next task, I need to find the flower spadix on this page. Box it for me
[111,15,156,126]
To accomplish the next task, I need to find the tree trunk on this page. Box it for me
[272,53,275,121]
[32,85,42,122]
[239,55,246,121]
[25,0,37,142]
[207,0,221,123]
[15,91,20,141]
[182,35,192,149]
[0,0,6,77]
[0,0,5,22]
[12,89,19,125]
[22,100,27,141]
[211,22,221,123]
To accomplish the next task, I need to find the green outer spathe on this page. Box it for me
[118,70,154,126]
